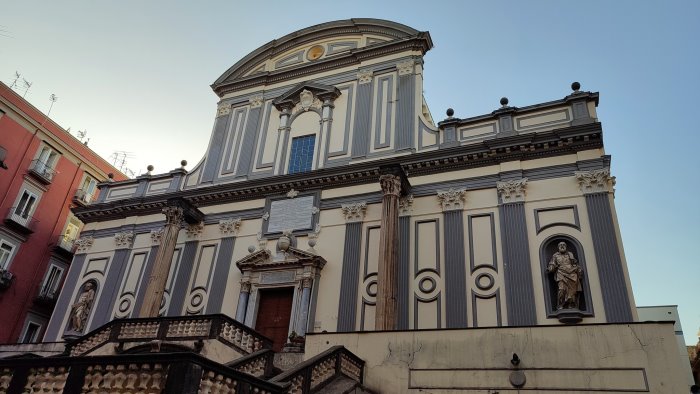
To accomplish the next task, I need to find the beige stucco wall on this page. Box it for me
[305,322,687,393]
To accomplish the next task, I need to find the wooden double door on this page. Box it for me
[254,287,294,352]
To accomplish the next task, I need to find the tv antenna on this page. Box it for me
[21,78,32,97]
[47,94,58,116]
[9,72,21,89]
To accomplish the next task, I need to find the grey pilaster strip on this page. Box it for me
[499,202,537,326]
[201,114,231,183]
[43,254,86,341]
[351,81,372,158]
[205,237,236,313]
[396,74,415,151]
[443,210,467,328]
[337,222,362,331]
[131,245,160,317]
[397,216,410,329]
[585,193,633,322]
[167,241,199,316]
[90,249,131,330]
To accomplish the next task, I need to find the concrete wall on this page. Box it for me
[305,322,687,393]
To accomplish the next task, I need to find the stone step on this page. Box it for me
[314,375,376,394]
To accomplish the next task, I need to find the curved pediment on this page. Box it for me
[212,18,431,96]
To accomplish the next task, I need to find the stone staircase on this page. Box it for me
[0,314,375,393]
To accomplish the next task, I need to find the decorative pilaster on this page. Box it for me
[274,108,292,175]
[337,202,366,331]
[497,178,537,326]
[297,276,314,336]
[438,189,468,327]
[375,174,402,330]
[398,195,412,329]
[577,169,632,322]
[352,70,373,157]
[138,205,184,317]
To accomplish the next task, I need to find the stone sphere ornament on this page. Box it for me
[500,97,509,106]
[571,81,581,91]
[446,108,454,117]
[308,238,317,248]
[247,245,256,253]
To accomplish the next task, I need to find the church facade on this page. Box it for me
[1,19,686,393]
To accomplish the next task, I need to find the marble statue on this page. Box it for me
[547,242,583,310]
[68,282,95,332]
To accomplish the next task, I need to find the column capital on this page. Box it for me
[240,280,251,293]
[216,102,231,117]
[114,231,134,249]
[437,188,466,211]
[341,202,367,223]
[74,236,94,253]
[162,206,184,227]
[302,277,313,289]
[357,70,373,84]
[399,194,414,217]
[150,228,164,244]
[497,178,528,204]
[248,95,264,108]
[397,60,414,76]
[219,217,242,236]
[575,169,616,194]
[186,222,204,238]
[379,174,402,197]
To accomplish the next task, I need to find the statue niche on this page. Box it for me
[541,237,590,323]
[66,280,97,335]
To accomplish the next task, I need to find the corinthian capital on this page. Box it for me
[341,202,367,223]
[436,188,466,211]
[379,174,402,197]
[575,169,616,194]
[162,206,184,227]
[497,178,528,204]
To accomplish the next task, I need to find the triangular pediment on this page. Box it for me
[272,81,341,111]
[235,246,326,272]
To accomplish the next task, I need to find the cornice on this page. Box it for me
[72,122,603,223]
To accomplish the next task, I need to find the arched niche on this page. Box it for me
[63,279,99,337]
[539,235,593,323]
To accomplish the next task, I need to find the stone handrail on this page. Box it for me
[67,314,273,356]
[271,346,365,394]
[0,351,287,394]
[227,348,275,378]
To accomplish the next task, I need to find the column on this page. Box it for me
[437,188,468,328]
[138,205,184,318]
[497,178,537,326]
[235,280,251,322]
[576,169,633,322]
[337,202,367,332]
[297,277,313,336]
[375,174,402,331]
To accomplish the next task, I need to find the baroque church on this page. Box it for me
[0,19,688,393]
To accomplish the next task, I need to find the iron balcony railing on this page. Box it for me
[5,207,38,232]
[73,188,93,205]
[28,159,56,183]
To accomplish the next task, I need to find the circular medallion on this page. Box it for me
[475,272,495,291]
[419,277,437,293]
[307,45,325,61]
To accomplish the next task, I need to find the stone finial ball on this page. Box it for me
[180,160,187,167]
[247,245,256,253]
[147,165,154,172]
[571,81,581,91]
[446,108,454,117]
[308,239,317,248]
[500,97,509,106]
[108,173,114,179]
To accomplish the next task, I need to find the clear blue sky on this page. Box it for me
[1,1,698,343]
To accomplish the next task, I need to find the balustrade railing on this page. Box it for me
[271,346,365,394]
[67,314,273,357]
[0,352,287,394]
[5,207,38,232]
[28,159,56,183]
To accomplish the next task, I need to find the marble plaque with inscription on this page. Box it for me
[267,195,315,233]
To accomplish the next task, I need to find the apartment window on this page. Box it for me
[77,174,98,203]
[0,240,16,270]
[36,146,59,170]
[41,264,65,298]
[288,135,316,174]
[14,190,38,219]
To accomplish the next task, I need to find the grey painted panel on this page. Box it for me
[134,179,149,197]
[443,210,467,328]
[515,109,570,130]
[326,85,354,158]
[205,237,236,314]
[90,249,130,330]
[373,75,394,149]
[498,115,514,134]
[337,222,362,332]
[221,107,249,175]
[397,216,410,330]
[235,106,262,177]
[499,202,537,326]
[396,74,415,151]
[167,241,199,316]
[351,80,372,157]
[201,114,232,183]
[468,213,498,273]
[255,102,276,170]
[131,245,159,317]
[417,118,439,150]
[43,254,86,341]
[413,294,441,329]
[471,289,502,327]
[326,41,358,55]
[585,193,633,322]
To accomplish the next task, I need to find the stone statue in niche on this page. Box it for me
[68,282,96,332]
[547,242,583,310]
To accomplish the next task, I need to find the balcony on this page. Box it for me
[0,269,14,291]
[54,235,76,258]
[72,188,93,206]
[34,286,58,308]
[28,159,56,184]
[5,207,38,234]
